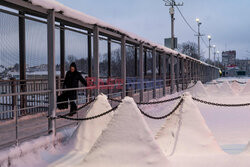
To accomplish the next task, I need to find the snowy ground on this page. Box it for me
[1,77,250,167]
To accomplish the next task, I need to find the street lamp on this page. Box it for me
[212,45,216,66]
[216,51,220,66]
[207,35,211,61]
[196,18,202,59]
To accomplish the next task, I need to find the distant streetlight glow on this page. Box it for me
[196,18,200,23]
[207,35,211,39]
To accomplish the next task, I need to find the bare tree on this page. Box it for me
[178,41,202,60]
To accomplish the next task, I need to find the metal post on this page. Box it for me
[121,36,126,98]
[88,31,92,77]
[60,23,65,79]
[152,48,156,98]
[162,54,167,96]
[47,9,56,136]
[108,38,111,78]
[139,43,144,102]
[134,47,138,76]
[170,54,175,94]
[189,60,192,83]
[93,25,99,96]
[176,56,180,92]
[181,58,184,90]
[87,31,92,100]
[19,11,26,112]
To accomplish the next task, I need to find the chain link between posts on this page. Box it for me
[192,97,250,107]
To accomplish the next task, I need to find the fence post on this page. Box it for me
[19,11,27,113]
[181,58,184,90]
[121,35,126,99]
[176,56,180,92]
[162,54,166,96]
[93,25,99,96]
[139,43,144,102]
[152,48,156,98]
[170,54,175,94]
[47,9,56,136]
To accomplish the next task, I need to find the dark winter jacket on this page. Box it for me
[63,63,87,89]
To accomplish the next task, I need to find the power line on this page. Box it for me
[201,36,209,48]
[176,6,197,34]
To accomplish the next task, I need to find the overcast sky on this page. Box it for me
[56,0,250,60]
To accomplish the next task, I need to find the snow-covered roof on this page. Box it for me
[28,0,218,69]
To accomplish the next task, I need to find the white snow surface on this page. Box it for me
[70,96,169,167]
[1,78,250,167]
[187,81,208,97]
[240,80,250,96]
[155,92,224,156]
[49,94,113,167]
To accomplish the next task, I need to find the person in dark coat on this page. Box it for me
[63,62,87,116]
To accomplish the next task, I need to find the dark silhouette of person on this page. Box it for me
[63,62,87,116]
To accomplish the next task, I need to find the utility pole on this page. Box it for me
[195,18,204,58]
[163,0,183,49]
[212,45,216,66]
[207,35,211,61]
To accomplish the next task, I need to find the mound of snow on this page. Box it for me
[156,93,223,156]
[155,101,182,156]
[188,81,208,98]
[219,81,236,96]
[206,83,220,96]
[50,94,113,167]
[80,97,169,167]
[241,81,250,96]
[230,81,242,94]
[71,94,113,153]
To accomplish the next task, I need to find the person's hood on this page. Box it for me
[70,62,77,72]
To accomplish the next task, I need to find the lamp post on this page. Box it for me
[207,35,211,61]
[216,50,220,66]
[212,45,216,65]
[196,18,202,58]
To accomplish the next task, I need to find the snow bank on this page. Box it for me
[188,81,208,98]
[240,81,250,96]
[158,92,223,156]
[218,81,236,96]
[49,94,113,167]
[0,127,75,166]
[79,97,169,167]
[155,101,182,156]
[206,83,220,96]
[71,94,112,153]
[230,81,242,94]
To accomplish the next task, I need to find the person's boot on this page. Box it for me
[68,102,77,116]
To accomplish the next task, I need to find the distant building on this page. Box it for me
[222,50,236,67]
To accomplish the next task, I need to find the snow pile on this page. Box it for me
[230,81,242,94]
[188,81,208,98]
[79,97,169,167]
[240,81,250,96]
[245,142,250,154]
[155,102,182,156]
[71,94,113,153]
[218,81,236,96]
[156,92,223,156]
[0,128,75,166]
[206,83,220,96]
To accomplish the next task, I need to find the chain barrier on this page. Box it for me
[231,80,247,84]
[56,96,183,121]
[139,98,184,119]
[192,97,250,107]
[48,98,96,120]
[57,105,119,121]
[136,96,181,105]
[108,96,181,105]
